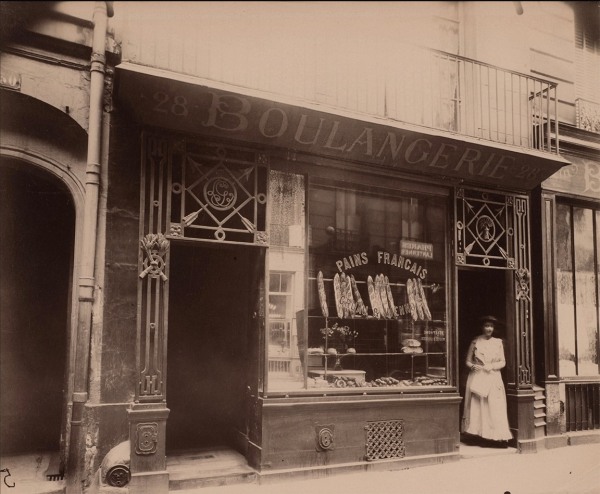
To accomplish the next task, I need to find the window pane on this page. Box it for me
[267,171,306,391]
[280,273,293,293]
[597,210,600,363]
[306,182,449,391]
[269,273,280,293]
[556,204,577,377]
[269,170,305,247]
[269,294,291,318]
[573,207,599,376]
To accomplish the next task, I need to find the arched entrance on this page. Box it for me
[0,159,75,456]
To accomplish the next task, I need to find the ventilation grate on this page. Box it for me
[566,382,600,432]
[365,419,406,461]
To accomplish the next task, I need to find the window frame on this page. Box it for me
[555,196,600,379]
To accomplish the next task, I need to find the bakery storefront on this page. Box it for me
[114,64,567,490]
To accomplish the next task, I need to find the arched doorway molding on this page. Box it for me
[0,146,85,459]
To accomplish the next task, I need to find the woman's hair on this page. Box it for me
[480,315,498,326]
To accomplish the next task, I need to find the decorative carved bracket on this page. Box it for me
[139,233,169,281]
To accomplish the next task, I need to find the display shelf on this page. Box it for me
[304,274,448,390]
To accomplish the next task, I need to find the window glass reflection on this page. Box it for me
[556,203,600,378]
[573,207,598,376]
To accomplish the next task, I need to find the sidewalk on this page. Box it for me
[177,442,600,494]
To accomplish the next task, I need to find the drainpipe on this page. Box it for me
[66,2,113,492]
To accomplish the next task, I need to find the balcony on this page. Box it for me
[388,48,559,154]
[117,39,569,190]
[310,44,560,156]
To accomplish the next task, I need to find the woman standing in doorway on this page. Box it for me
[462,315,512,447]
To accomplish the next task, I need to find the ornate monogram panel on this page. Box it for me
[168,140,269,245]
[455,188,516,269]
[135,423,159,455]
[315,425,335,451]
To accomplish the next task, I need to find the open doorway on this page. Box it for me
[457,268,507,421]
[166,243,258,454]
[0,161,74,457]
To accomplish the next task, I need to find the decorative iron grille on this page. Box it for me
[365,420,406,461]
[455,188,518,269]
[167,140,269,245]
[455,186,533,386]
[136,134,270,403]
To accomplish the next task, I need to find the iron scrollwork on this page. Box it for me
[515,268,531,301]
[454,188,516,269]
[168,142,269,245]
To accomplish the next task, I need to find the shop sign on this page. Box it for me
[399,240,433,260]
[116,64,568,190]
[542,156,600,198]
[329,250,430,320]
[423,327,446,343]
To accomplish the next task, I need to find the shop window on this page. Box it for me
[268,272,296,375]
[267,170,450,393]
[556,203,600,377]
[267,171,306,390]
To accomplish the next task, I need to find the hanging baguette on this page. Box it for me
[317,271,329,318]
[367,275,381,319]
[412,277,426,321]
[406,278,418,321]
[384,275,398,318]
[417,278,432,320]
[374,275,388,319]
[341,272,356,318]
[350,274,367,316]
[377,274,392,319]
[333,273,343,319]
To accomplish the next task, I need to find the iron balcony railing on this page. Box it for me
[382,46,560,154]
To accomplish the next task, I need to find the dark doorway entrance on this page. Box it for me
[457,268,507,420]
[166,243,257,454]
[0,161,74,455]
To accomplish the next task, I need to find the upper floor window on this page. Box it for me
[575,3,600,103]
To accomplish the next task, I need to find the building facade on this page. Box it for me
[1,2,598,493]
